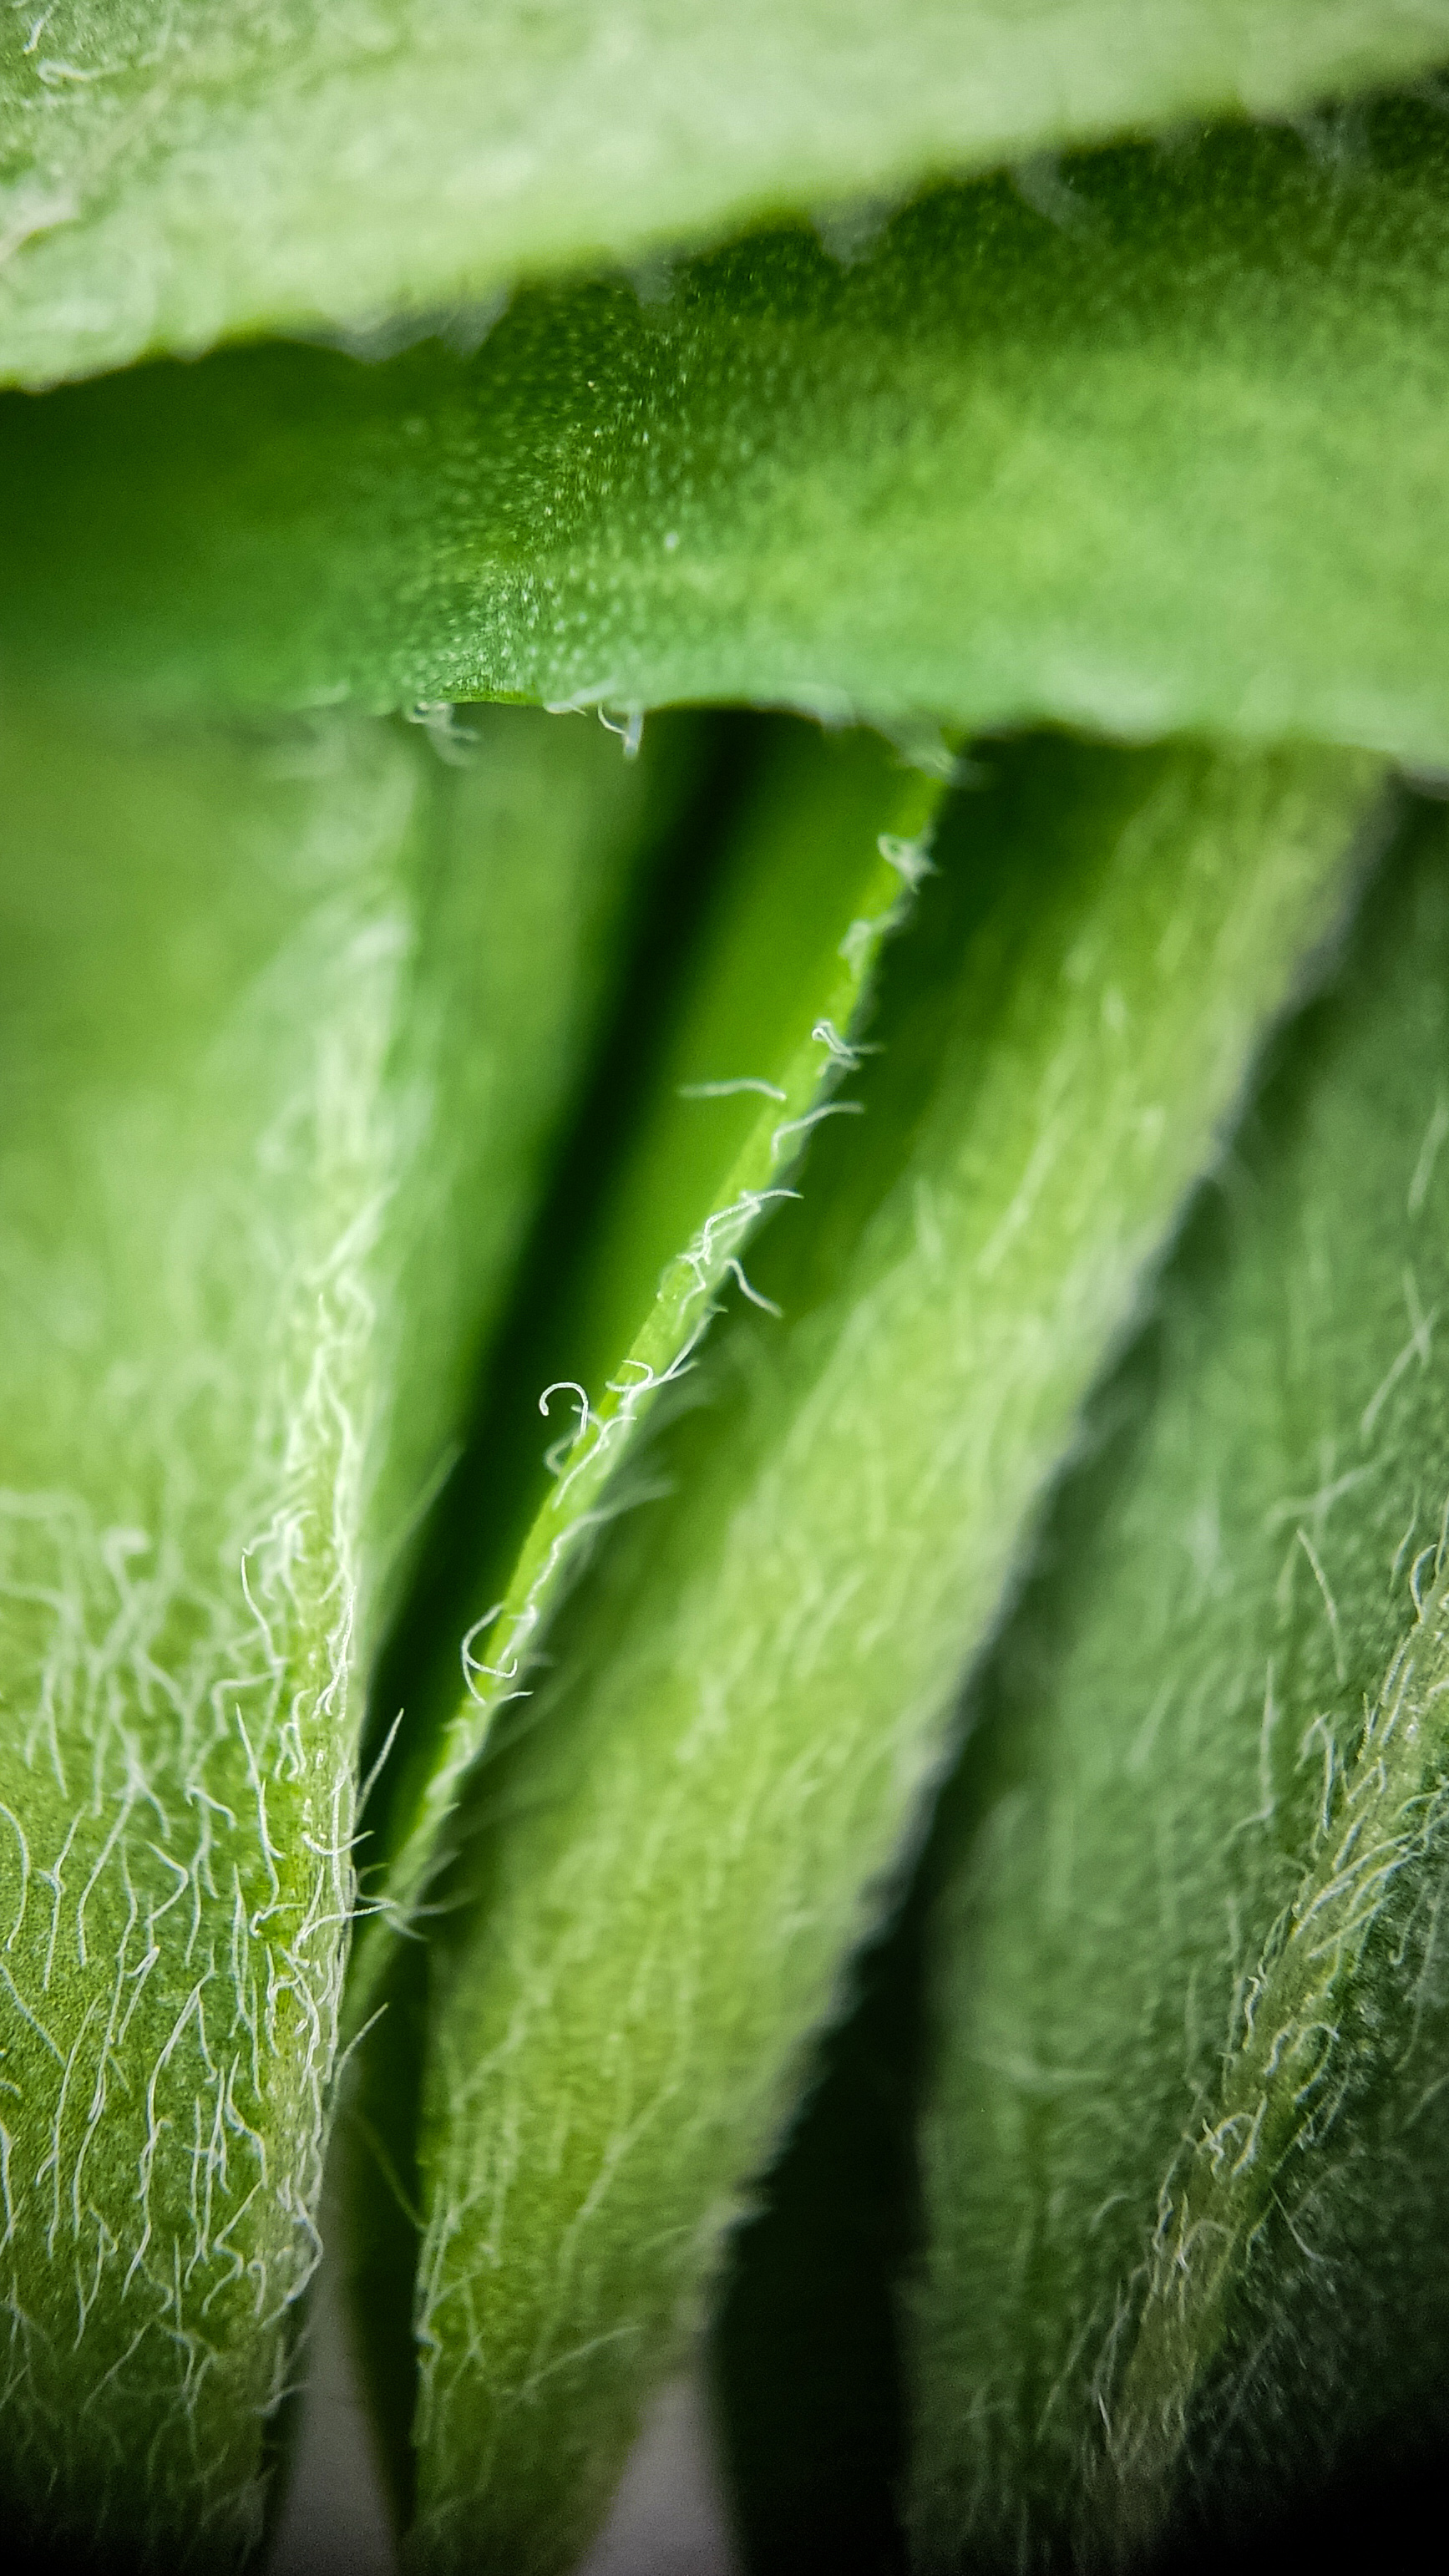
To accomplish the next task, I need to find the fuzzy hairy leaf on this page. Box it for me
[350,720,950,2022]
[909,795,1449,2565]
[3,2,1446,388]
[5,109,1449,758]
[0,689,673,2563]
[392,737,1376,2575]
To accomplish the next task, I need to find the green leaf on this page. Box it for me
[0,686,676,2561]
[348,719,950,2026]
[4,3,1447,388]
[7,108,1449,760]
[908,793,1449,2564]
[393,735,1377,2574]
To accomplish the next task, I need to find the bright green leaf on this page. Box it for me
[395,735,1377,2574]
[349,719,950,2026]
[0,687,676,2562]
[6,109,1449,760]
[4,3,1447,388]
[909,794,1449,2565]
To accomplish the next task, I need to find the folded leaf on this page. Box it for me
[349,720,949,2026]
[0,687,674,2563]
[396,736,1377,2574]
[909,794,1449,2564]
[6,108,1449,763]
[4,2,1447,388]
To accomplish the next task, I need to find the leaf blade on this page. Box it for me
[349,721,950,2024]
[398,737,1379,2574]
[8,111,1449,759]
[0,689,673,2558]
[908,793,1449,2564]
[5,2,1449,386]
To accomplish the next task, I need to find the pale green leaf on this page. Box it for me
[0,687,675,2562]
[6,110,1449,760]
[909,795,1449,2564]
[348,720,950,2026]
[396,737,1377,2573]
[3,2,1447,387]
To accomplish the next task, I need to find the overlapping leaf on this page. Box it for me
[4,2,1448,388]
[349,720,949,2024]
[909,794,1449,2564]
[388,737,1378,2573]
[4,5,1448,2562]
[0,687,677,2562]
[6,109,1449,759]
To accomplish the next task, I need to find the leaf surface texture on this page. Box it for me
[7,113,1449,758]
[351,722,949,2019]
[4,2,1448,385]
[909,794,1449,2563]
[0,688,671,2558]
[395,737,1377,2573]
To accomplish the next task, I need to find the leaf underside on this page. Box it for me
[3,3,1447,388]
[2,107,1449,759]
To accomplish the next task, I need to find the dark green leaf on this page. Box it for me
[909,794,1449,2566]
